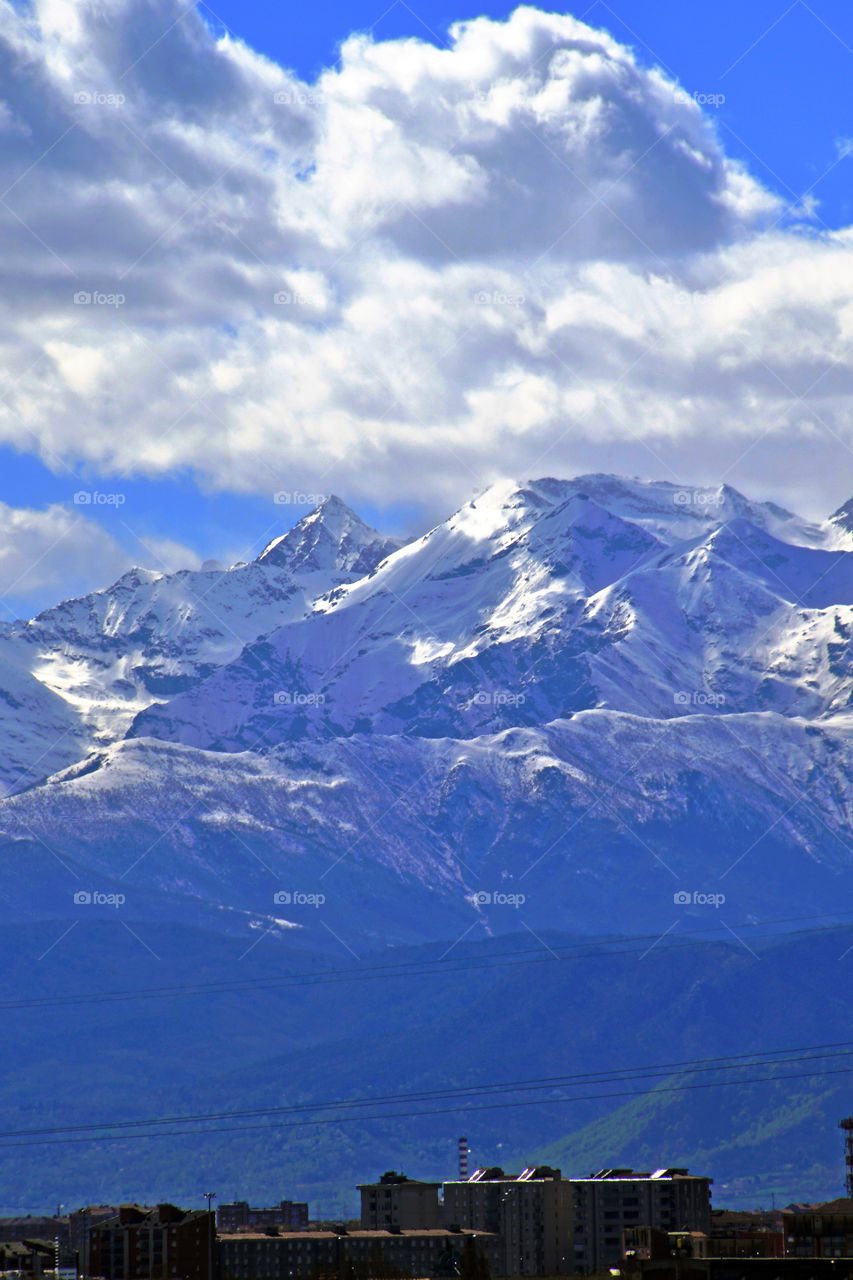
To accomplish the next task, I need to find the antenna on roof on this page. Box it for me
[459,1137,469,1180]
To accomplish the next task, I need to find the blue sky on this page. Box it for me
[2,0,853,616]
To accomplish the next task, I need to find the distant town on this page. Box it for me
[8,1127,853,1280]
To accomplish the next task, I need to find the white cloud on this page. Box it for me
[0,502,198,613]
[0,0,852,519]
[0,502,129,609]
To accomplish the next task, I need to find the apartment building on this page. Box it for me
[88,1203,214,1280]
[358,1171,442,1229]
[783,1199,853,1257]
[572,1168,712,1274]
[69,1206,119,1275]
[442,1165,574,1276]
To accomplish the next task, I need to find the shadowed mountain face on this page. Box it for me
[2,475,853,1209]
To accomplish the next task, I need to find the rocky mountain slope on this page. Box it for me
[0,496,397,793]
[2,475,853,946]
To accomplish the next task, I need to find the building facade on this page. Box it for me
[571,1168,712,1274]
[69,1206,120,1275]
[88,1203,214,1280]
[0,1216,70,1245]
[0,1237,67,1277]
[623,1227,784,1264]
[783,1200,853,1257]
[442,1166,574,1276]
[217,1200,309,1232]
[218,1227,501,1280]
[358,1173,442,1230]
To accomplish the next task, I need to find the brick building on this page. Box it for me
[69,1205,120,1275]
[88,1203,214,1280]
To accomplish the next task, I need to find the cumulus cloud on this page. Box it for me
[0,501,197,614]
[0,0,852,518]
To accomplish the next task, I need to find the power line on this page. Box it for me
[0,1042,851,1150]
[2,1041,852,1140]
[3,909,852,1013]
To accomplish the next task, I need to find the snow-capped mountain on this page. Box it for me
[129,476,853,750]
[0,496,397,794]
[4,474,853,1215]
[2,708,851,943]
[2,473,853,946]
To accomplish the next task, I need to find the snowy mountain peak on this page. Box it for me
[828,495,853,544]
[256,495,400,575]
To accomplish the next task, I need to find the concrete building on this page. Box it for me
[217,1200,309,1232]
[0,1237,62,1277]
[0,1216,70,1245]
[783,1198,853,1257]
[69,1206,119,1275]
[218,1227,501,1280]
[442,1165,574,1276]
[570,1168,712,1274]
[88,1203,214,1280]
[623,1226,784,1263]
[358,1172,442,1230]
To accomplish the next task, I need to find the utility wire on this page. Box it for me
[0,1045,850,1150]
[3,909,853,1012]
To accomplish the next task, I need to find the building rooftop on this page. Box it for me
[96,1205,211,1229]
[784,1199,853,1214]
[357,1172,442,1189]
[577,1169,711,1183]
[450,1166,562,1184]
[219,1229,498,1241]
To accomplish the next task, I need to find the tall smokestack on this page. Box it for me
[458,1136,469,1180]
